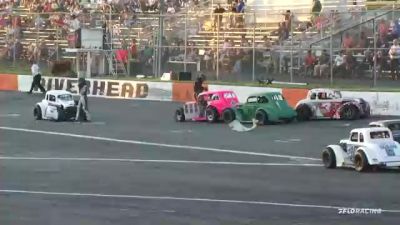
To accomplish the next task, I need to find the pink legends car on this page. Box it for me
[175,90,239,123]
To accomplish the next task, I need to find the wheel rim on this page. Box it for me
[322,152,330,166]
[343,107,353,119]
[207,112,214,121]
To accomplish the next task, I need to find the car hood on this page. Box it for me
[61,100,76,107]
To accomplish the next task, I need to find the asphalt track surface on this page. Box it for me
[0,91,399,225]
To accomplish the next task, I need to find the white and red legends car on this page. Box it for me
[322,127,400,172]
[295,89,370,121]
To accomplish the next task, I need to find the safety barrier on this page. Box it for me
[0,74,399,115]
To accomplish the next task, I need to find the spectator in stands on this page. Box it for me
[283,10,291,30]
[333,50,345,77]
[356,31,368,54]
[378,19,389,42]
[230,2,237,28]
[314,49,329,78]
[389,39,400,80]
[344,50,358,77]
[213,4,225,30]
[236,0,244,27]
[12,15,22,39]
[69,14,81,48]
[304,50,316,77]
[391,18,400,40]
[342,32,354,51]
[311,0,321,21]
[372,50,386,79]
[130,38,137,59]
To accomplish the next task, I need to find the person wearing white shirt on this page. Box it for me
[28,62,46,94]
[389,39,400,80]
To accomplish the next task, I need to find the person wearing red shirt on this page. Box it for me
[304,50,316,76]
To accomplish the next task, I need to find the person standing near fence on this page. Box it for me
[28,61,46,94]
[75,78,91,122]
[389,39,400,80]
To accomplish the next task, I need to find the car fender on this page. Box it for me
[327,145,348,167]
[257,108,277,121]
[355,147,379,165]
[36,102,46,118]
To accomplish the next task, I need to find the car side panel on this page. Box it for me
[183,103,201,120]
[327,145,350,167]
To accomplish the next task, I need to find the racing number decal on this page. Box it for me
[347,145,356,161]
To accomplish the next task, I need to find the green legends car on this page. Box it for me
[222,92,297,125]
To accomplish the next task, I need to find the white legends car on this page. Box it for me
[33,90,77,121]
[322,127,400,172]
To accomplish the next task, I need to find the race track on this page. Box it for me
[0,91,399,225]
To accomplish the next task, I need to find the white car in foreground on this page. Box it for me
[322,127,400,172]
[34,90,77,121]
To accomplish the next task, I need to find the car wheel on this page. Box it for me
[222,108,235,123]
[206,107,218,123]
[296,104,311,121]
[33,106,42,120]
[322,148,336,169]
[255,110,268,125]
[340,104,360,120]
[354,151,370,172]
[175,107,185,122]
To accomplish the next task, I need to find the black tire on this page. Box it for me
[340,104,360,120]
[360,107,371,119]
[206,107,218,123]
[33,106,42,120]
[354,151,370,172]
[296,104,312,121]
[175,107,185,122]
[255,110,268,125]
[222,108,235,123]
[322,148,336,169]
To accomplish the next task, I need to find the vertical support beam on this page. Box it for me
[157,1,164,77]
[216,15,220,80]
[252,12,256,81]
[373,18,377,87]
[184,13,187,72]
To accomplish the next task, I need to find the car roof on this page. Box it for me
[199,90,235,96]
[369,119,400,126]
[46,90,72,96]
[351,127,391,133]
[309,88,338,93]
[248,92,281,97]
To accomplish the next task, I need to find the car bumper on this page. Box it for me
[64,106,77,119]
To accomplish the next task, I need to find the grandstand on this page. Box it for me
[1,0,400,84]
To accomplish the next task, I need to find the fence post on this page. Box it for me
[290,12,293,83]
[184,13,187,72]
[216,14,220,80]
[158,2,165,78]
[373,18,377,87]
[252,12,255,82]
[329,33,333,86]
